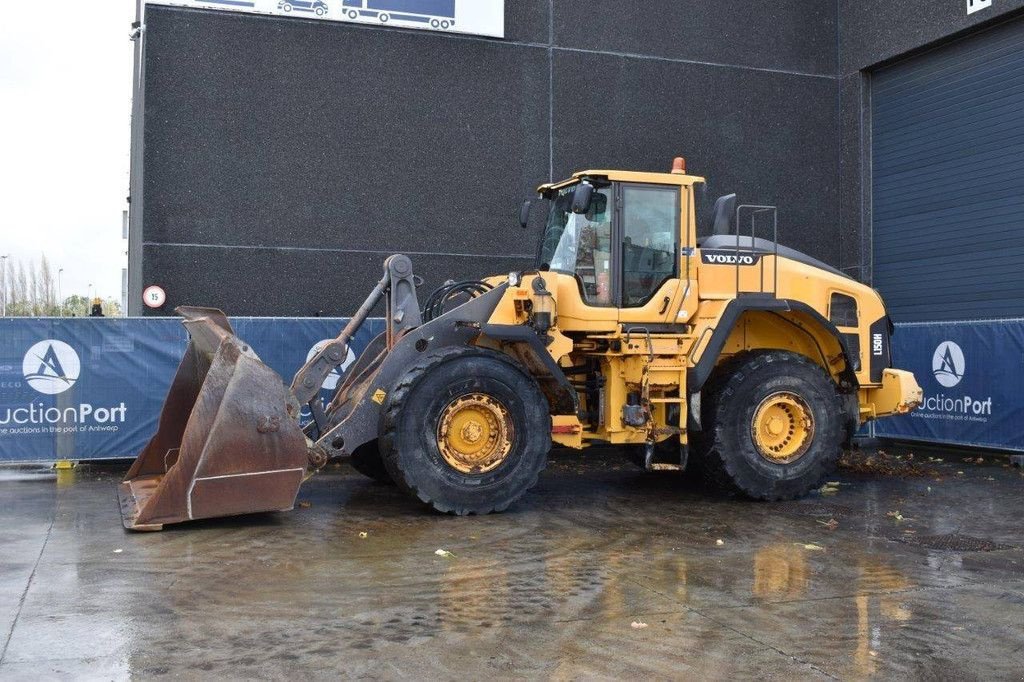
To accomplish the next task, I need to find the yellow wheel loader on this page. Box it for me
[118,159,922,530]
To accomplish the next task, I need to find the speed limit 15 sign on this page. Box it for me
[143,285,166,309]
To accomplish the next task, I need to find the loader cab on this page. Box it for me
[536,170,699,325]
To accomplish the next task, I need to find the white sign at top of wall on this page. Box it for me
[144,0,505,39]
[966,0,993,14]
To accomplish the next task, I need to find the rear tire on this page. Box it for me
[348,440,394,484]
[380,348,551,515]
[692,351,845,500]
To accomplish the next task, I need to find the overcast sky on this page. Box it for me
[0,1,135,304]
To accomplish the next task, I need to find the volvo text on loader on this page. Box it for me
[118,158,922,530]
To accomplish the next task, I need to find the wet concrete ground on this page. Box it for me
[1,445,1023,680]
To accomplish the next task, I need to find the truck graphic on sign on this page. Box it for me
[341,0,455,29]
[278,0,329,16]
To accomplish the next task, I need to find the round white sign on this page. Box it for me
[143,285,167,309]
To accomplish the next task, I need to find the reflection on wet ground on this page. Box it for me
[1,446,1022,679]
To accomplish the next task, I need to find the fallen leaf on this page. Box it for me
[631,621,648,629]
[802,543,825,551]
[298,501,312,508]
[435,549,456,558]
[819,482,840,495]
[886,510,905,521]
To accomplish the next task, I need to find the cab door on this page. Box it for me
[617,183,692,326]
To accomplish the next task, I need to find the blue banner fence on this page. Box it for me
[2,317,1020,462]
[872,319,1024,452]
[0,317,383,462]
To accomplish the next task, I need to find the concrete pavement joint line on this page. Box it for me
[616,574,839,680]
[142,242,536,259]
[0,517,55,665]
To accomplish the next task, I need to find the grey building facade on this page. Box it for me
[128,0,1024,320]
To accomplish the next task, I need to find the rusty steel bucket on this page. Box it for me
[118,307,310,531]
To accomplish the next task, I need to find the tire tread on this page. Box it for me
[695,350,847,501]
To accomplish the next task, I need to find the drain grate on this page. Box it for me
[893,533,1014,552]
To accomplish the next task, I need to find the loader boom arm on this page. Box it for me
[290,255,422,430]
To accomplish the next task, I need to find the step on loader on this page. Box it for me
[118,159,923,530]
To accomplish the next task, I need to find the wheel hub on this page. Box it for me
[437,393,514,474]
[751,392,814,464]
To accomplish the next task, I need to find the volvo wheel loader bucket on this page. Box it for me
[118,307,309,531]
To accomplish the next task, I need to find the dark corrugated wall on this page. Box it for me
[872,16,1024,322]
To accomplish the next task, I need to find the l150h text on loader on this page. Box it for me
[118,159,922,530]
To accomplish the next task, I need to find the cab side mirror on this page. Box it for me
[519,199,531,229]
[571,182,594,214]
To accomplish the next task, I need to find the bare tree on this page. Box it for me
[2,255,61,316]
[39,255,55,312]
[13,261,28,316]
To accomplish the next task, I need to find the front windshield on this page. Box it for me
[538,185,613,306]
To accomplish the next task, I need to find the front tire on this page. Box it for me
[380,348,551,515]
[693,351,845,500]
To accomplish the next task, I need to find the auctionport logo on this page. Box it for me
[931,341,964,388]
[0,339,128,434]
[23,340,80,395]
[916,339,992,421]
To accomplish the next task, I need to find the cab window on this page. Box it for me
[541,185,614,306]
[621,185,679,307]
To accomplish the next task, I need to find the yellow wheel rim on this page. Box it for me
[436,393,514,474]
[751,392,814,464]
